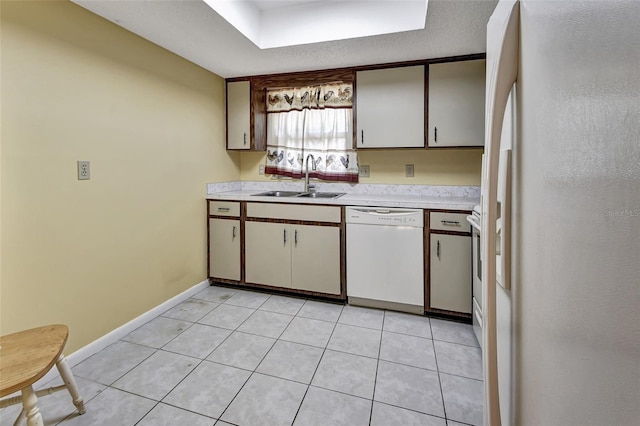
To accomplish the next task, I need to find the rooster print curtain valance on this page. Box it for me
[266,83,353,113]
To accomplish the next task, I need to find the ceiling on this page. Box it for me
[71,0,498,79]
[205,0,430,49]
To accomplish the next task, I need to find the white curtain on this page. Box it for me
[265,84,358,182]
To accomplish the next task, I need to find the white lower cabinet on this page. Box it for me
[209,218,241,281]
[291,225,341,295]
[429,233,472,313]
[245,221,292,288]
[245,221,341,295]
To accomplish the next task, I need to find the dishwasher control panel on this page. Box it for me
[345,207,424,227]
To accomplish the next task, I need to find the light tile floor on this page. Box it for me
[0,286,483,426]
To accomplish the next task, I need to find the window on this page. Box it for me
[264,83,358,182]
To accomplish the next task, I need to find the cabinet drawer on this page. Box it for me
[430,212,470,233]
[246,203,341,223]
[209,201,240,217]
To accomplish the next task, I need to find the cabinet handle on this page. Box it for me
[441,220,460,226]
[243,132,247,145]
[217,207,230,212]
[361,130,364,144]
[434,127,438,143]
[437,240,441,260]
[295,229,298,246]
[283,229,287,245]
[232,226,237,240]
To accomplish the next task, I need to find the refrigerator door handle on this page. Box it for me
[497,149,512,290]
[483,1,520,425]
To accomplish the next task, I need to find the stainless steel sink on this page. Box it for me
[251,191,345,199]
[252,191,303,197]
[296,192,345,199]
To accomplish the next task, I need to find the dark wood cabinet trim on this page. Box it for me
[226,53,485,82]
[206,200,211,278]
[427,308,472,323]
[423,209,430,316]
[252,84,267,151]
[244,217,341,227]
[339,206,346,300]
[210,279,346,302]
[430,229,472,237]
[424,64,429,149]
[240,202,246,283]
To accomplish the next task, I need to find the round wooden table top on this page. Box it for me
[0,325,69,397]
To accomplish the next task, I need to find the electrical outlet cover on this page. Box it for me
[77,161,90,180]
[405,164,415,177]
[359,165,370,178]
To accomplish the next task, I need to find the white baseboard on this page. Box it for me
[34,279,210,388]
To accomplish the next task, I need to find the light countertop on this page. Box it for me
[206,182,479,211]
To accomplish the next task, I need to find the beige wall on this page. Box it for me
[240,149,482,185]
[0,1,239,351]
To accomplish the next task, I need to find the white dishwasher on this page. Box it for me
[346,206,424,314]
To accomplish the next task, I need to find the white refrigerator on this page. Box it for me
[482,1,640,425]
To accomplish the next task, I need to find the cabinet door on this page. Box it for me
[430,234,472,313]
[291,225,341,295]
[428,59,485,147]
[245,221,291,288]
[356,66,425,148]
[227,80,251,150]
[209,218,240,281]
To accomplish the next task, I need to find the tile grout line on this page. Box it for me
[368,310,386,425]
[430,318,449,423]
[290,302,344,426]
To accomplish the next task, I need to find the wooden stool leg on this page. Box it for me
[55,354,86,415]
[22,386,44,426]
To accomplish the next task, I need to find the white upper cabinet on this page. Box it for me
[226,80,251,150]
[427,59,486,147]
[356,66,425,148]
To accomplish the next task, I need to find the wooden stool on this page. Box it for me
[0,325,85,426]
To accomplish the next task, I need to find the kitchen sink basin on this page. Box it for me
[296,192,345,199]
[252,191,303,197]
[252,191,345,199]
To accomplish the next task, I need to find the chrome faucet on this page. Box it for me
[304,154,316,193]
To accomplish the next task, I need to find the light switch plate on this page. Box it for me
[259,165,265,175]
[77,161,90,180]
[359,165,370,178]
[405,164,415,177]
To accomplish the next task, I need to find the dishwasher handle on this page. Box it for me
[351,208,418,216]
